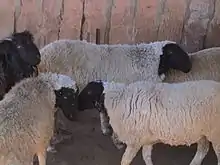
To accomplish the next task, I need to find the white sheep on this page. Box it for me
[78,80,220,165]
[99,47,220,152]
[0,72,78,165]
[38,39,192,91]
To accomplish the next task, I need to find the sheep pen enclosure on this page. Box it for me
[1,0,220,165]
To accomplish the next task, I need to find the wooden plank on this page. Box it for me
[180,0,215,52]
[0,0,15,38]
[59,0,82,40]
[157,0,187,43]
[135,0,163,43]
[81,0,106,43]
[16,0,44,47]
[109,0,134,44]
[204,0,220,48]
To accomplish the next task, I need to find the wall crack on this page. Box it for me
[80,0,86,40]
[57,0,64,40]
[128,0,138,43]
[104,0,114,44]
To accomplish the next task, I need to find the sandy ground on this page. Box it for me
[40,110,217,165]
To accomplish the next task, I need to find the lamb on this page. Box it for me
[38,39,192,92]
[0,30,41,99]
[0,72,78,165]
[78,80,220,165]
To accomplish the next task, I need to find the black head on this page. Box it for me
[0,37,39,93]
[78,81,104,111]
[10,30,41,66]
[55,86,79,121]
[158,43,192,76]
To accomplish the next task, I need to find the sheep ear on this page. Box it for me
[0,41,11,61]
[22,30,34,41]
[12,30,34,41]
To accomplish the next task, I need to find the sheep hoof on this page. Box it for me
[46,145,57,153]
[115,143,126,150]
[159,73,166,81]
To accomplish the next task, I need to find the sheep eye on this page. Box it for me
[168,51,173,54]
[17,45,22,49]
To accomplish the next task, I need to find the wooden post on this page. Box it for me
[96,28,100,44]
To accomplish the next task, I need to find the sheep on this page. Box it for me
[38,39,192,151]
[78,79,220,165]
[164,47,220,82]
[0,72,78,165]
[38,39,192,92]
[0,30,41,99]
[81,47,220,153]
[150,47,220,160]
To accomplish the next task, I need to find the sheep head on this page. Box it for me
[9,30,41,66]
[43,72,79,121]
[78,80,116,136]
[78,81,104,111]
[158,43,192,76]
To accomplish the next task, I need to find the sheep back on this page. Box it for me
[104,80,220,146]
[39,39,174,90]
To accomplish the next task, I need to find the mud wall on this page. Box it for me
[1,0,220,52]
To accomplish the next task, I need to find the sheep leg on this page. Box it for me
[37,150,46,165]
[121,144,141,165]
[142,144,153,165]
[46,144,57,153]
[212,143,220,165]
[189,136,209,165]
[111,132,126,149]
[99,111,112,135]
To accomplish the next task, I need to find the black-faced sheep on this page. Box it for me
[38,39,192,92]
[0,72,78,165]
[78,80,220,165]
[79,46,220,156]
[0,30,41,99]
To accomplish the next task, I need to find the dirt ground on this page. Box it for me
[45,110,217,165]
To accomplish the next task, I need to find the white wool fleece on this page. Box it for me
[0,72,78,165]
[105,80,220,145]
[102,80,220,165]
[39,39,175,91]
[38,72,78,91]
